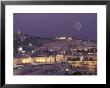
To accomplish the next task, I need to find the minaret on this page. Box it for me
[18,29,21,34]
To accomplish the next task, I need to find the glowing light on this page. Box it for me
[68,37,72,41]
[57,55,60,57]
[18,47,22,52]
[56,37,66,40]
[73,49,77,51]
[22,60,26,63]
[88,53,91,54]
[85,48,88,51]
[80,56,83,62]
[18,30,21,34]
[50,50,54,51]
[65,68,69,72]
[22,51,25,53]
[29,43,32,46]
[57,54,63,57]
[32,51,34,53]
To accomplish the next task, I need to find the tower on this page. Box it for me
[18,30,20,34]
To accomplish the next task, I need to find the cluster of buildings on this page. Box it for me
[14,30,97,66]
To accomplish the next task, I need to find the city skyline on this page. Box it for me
[14,13,97,40]
[13,13,97,75]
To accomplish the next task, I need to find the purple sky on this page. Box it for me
[14,13,97,40]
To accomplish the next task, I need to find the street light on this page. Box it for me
[65,68,69,75]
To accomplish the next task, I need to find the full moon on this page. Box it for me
[73,22,82,31]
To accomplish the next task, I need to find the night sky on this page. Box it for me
[14,13,97,40]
